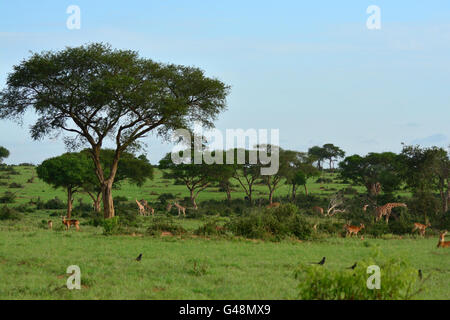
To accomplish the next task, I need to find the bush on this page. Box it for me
[44,197,66,210]
[14,204,36,213]
[102,216,121,235]
[147,217,186,236]
[0,191,16,204]
[0,206,23,220]
[294,252,423,300]
[226,204,313,241]
[8,182,24,189]
[157,193,176,206]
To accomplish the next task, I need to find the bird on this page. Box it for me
[135,253,142,262]
[347,262,357,270]
[311,257,326,265]
[418,269,423,280]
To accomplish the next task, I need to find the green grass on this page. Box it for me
[0,223,448,299]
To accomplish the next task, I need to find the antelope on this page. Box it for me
[344,223,365,237]
[312,206,324,215]
[61,216,80,231]
[363,204,369,212]
[437,231,450,248]
[266,202,280,209]
[48,220,53,230]
[412,222,431,237]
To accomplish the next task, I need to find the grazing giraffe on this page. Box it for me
[412,222,431,237]
[437,231,450,248]
[135,199,146,216]
[173,202,186,217]
[312,206,324,215]
[139,199,155,216]
[375,203,407,223]
[344,223,365,237]
[266,202,280,209]
[166,203,173,212]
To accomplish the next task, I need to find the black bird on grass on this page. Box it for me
[418,269,423,280]
[311,257,326,265]
[347,262,357,270]
[136,253,142,262]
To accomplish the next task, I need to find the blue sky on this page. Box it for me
[1,1,449,164]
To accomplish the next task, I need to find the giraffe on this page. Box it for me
[375,203,407,223]
[139,199,154,216]
[135,199,146,216]
[173,202,186,217]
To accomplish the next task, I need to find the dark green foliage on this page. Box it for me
[14,204,36,213]
[147,218,187,236]
[8,182,23,189]
[226,204,313,241]
[0,206,23,220]
[102,216,121,235]
[44,197,66,210]
[0,191,16,204]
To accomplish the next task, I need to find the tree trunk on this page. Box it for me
[189,189,198,210]
[91,146,120,219]
[226,187,231,203]
[304,184,309,196]
[101,181,115,219]
[66,187,74,218]
[291,184,296,201]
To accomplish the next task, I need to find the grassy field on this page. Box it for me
[0,166,449,300]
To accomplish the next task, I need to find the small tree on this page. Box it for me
[0,146,9,164]
[339,152,402,198]
[231,149,261,203]
[36,153,92,218]
[322,143,345,170]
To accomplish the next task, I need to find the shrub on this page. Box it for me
[157,193,176,205]
[365,222,390,237]
[102,216,121,235]
[14,204,36,213]
[226,204,313,241]
[44,197,66,210]
[147,217,186,236]
[0,191,16,204]
[294,252,422,300]
[8,182,24,189]
[0,206,23,220]
[113,196,128,206]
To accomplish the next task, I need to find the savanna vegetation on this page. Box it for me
[0,44,449,300]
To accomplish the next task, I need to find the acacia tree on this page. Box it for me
[399,145,450,213]
[0,43,229,218]
[159,150,228,209]
[322,143,345,170]
[308,146,327,170]
[339,152,402,197]
[285,153,320,199]
[230,148,261,203]
[36,153,92,218]
[0,146,9,164]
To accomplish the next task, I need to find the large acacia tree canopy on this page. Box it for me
[0,43,229,150]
